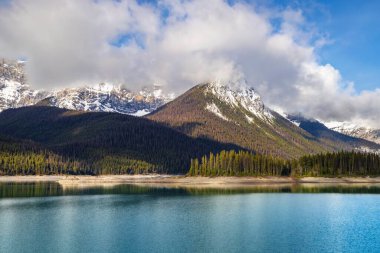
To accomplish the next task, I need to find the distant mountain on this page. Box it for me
[3,59,380,160]
[43,83,173,116]
[323,121,380,145]
[0,60,48,110]
[0,106,241,174]
[286,115,380,153]
[0,59,173,115]
[148,80,334,158]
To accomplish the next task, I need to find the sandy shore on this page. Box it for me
[2,175,380,188]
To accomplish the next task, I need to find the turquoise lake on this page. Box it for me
[1,183,380,253]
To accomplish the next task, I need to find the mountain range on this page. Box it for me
[0,60,173,116]
[323,121,380,145]
[2,59,379,145]
[286,114,380,153]
[1,59,380,174]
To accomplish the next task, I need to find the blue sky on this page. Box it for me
[314,0,380,91]
[124,0,380,92]
[256,0,380,91]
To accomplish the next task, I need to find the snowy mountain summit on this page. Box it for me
[324,121,380,145]
[204,79,274,122]
[0,60,47,111]
[0,59,173,116]
[47,83,173,116]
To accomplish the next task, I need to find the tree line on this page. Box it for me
[188,150,380,177]
[0,137,159,175]
[2,132,380,177]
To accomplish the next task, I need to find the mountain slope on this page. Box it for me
[323,121,380,145]
[0,106,241,174]
[148,81,333,158]
[287,115,380,153]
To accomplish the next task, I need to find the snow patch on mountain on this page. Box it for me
[89,82,120,93]
[324,121,360,131]
[290,120,300,127]
[355,146,380,154]
[0,61,48,110]
[1,80,22,100]
[206,103,229,121]
[324,121,380,145]
[245,114,254,123]
[285,115,303,127]
[205,79,274,122]
[131,109,151,117]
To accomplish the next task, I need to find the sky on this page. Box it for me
[0,0,380,127]
[267,0,380,92]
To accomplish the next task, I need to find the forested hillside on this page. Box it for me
[0,106,241,175]
[1,106,379,177]
[1,85,380,176]
[148,83,373,159]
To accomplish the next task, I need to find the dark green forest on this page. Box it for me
[0,106,240,175]
[1,106,380,177]
[188,150,380,177]
[2,138,380,176]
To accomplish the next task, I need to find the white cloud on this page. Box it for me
[0,0,379,127]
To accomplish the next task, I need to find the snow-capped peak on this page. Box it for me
[0,60,47,110]
[0,59,174,115]
[323,121,380,145]
[153,89,162,97]
[205,79,274,121]
[90,82,120,93]
[324,121,364,131]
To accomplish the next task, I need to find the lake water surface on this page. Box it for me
[1,182,380,253]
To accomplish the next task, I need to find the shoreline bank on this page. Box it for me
[2,175,380,188]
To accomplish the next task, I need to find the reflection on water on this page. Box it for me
[2,182,380,198]
[2,182,380,253]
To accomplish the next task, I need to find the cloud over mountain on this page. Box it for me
[0,0,379,127]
